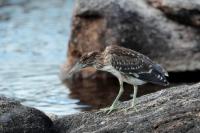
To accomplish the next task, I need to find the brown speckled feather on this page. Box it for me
[103,45,168,85]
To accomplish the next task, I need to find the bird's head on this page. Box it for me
[67,51,99,76]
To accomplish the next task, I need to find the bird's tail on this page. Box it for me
[138,64,169,86]
[154,64,169,77]
[151,64,169,86]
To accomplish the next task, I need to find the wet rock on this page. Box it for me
[53,82,200,133]
[63,0,200,80]
[0,96,55,133]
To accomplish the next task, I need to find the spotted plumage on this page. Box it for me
[100,45,169,86]
[68,45,169,114]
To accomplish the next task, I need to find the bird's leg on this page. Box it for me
[124,85,138,113]
[101,78,124,114]
[132,85,138,109]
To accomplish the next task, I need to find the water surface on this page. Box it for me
[0,0,80,115]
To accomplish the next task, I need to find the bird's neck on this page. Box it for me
[92,53,104,69]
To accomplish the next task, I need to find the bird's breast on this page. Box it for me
[122,74,146,85]
[100,65,122,78]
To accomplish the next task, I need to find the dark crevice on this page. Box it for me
[168,71,200,83]
[147,0,200,27]
[164,9,200,28]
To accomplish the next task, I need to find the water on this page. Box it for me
[0,0,81,115]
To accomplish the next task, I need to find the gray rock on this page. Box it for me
[0,96,55,133]
[53,82,200,133]
[63,0,200,80]
[149,0,200,27]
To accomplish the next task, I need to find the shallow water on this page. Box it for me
[0,0,81,115]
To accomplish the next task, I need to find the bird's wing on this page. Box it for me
[108,46,168,85]
[110,51,152,76]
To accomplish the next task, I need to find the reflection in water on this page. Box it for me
[64,75,169,111]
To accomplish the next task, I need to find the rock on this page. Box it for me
[0,96,55,133]
[53,82,200,133]
[63,0,200,80]
[149,0,200,27]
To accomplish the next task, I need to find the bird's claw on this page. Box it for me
[123,106,138,114]
[100,101,121,114]
[100,105,118,114]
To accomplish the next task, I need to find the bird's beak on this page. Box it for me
[67,62,82,77]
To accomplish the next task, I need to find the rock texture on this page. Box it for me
[63,0,200,80]
[53,82,200,133]
[0,96,55,133]
[149,0,200,27]
[1,83,200,133]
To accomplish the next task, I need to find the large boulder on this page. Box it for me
[62,0,200,80]
[0,96,55,133]
[53,82,200,133]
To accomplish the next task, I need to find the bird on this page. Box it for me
[68,45,169,114]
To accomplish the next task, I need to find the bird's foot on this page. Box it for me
[100,106,116,114]
[123,105,138,114]
[100,103,119,114]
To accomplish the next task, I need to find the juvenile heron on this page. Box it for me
[68,45,169,114]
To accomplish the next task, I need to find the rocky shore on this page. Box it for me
[1,82,200,133]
